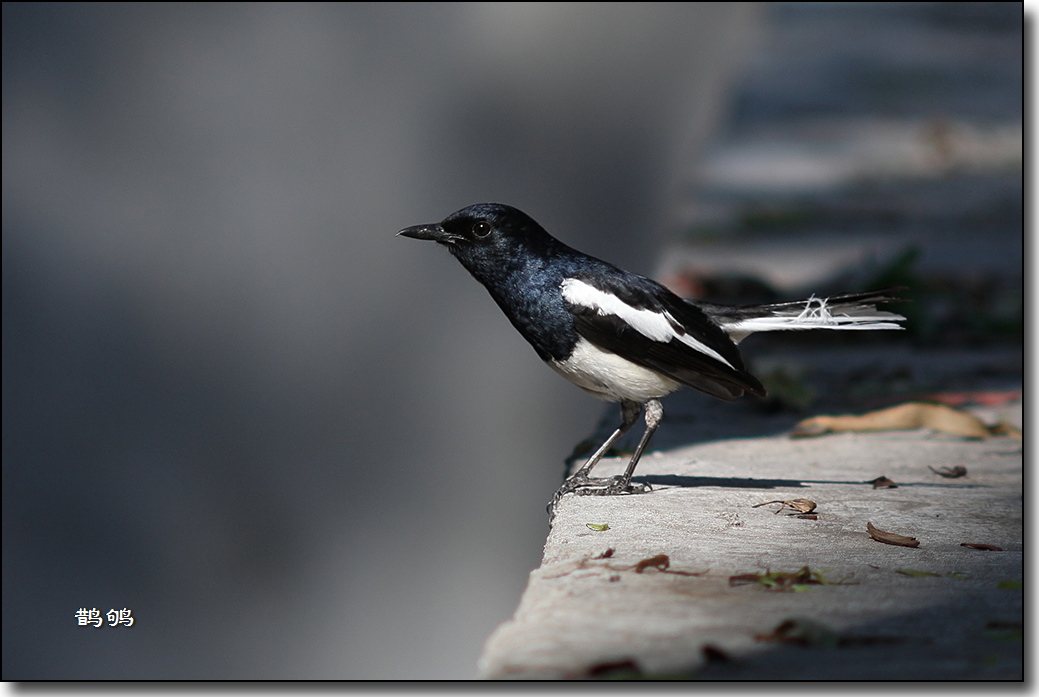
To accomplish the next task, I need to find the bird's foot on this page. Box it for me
[547,476,652,519]
[574,478,652,497]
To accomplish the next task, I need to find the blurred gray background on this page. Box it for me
[3,2,761,679]
[2,2,1022,680]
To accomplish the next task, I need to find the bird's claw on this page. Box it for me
[574,478,652,496]
[547,476,652,518]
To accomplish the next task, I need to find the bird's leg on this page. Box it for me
[548,401,648,515]
[565,400,635,477]
[565,400,640,485]
[603,398,662,495]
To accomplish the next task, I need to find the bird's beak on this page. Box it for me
[397,223,445,242]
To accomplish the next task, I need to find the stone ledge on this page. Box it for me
[478,394,1022,679]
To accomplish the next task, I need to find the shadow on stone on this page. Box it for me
[635,475,808,489]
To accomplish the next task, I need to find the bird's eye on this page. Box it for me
[472,221,492,238]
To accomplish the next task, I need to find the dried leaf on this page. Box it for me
[929,465,967,478]
[989,422,1022,440]
[586,522,610,531]
[961,543,1003,551]
[634,554,670,573]
[729,566,853,591]
[752,498,817,514]
[544,551,705,579]
[632,557,707,577]
[787,498,816,513]
[867,521,920,548]
[792,402,991,439]
[870,476,898,489]
[796,514,819,520]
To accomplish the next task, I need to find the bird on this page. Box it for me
[398,203,904,513]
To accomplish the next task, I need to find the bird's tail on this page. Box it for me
[696,289,906,344]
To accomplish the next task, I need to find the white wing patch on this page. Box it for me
[560,278,735,370]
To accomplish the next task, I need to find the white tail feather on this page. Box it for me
[721,295,905,344]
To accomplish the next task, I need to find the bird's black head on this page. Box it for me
[397,203,563,273]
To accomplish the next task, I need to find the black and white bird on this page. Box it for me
[399,203,904,510]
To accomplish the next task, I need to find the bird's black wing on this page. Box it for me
[563,274,766,400]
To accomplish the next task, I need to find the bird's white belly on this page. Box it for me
[548,337,679,402]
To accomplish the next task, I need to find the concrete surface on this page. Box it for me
[478,386,1022,679]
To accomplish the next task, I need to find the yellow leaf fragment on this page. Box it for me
[989,422,1022,440]
[792,402,991,439]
